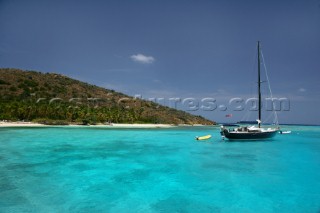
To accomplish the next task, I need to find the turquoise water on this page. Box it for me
[0,126,319,213]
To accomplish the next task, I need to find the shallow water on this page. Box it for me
[0,126,319,212]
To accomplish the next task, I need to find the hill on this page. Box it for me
[0,68,215,125]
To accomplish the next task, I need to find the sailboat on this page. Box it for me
[220,41,279,140]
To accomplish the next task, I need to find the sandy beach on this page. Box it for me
[93,123,175,128]
[0,121,45,127]
[0,121,175,128]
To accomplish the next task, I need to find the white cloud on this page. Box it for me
[130,53,155,64]
[298,88,306,92]
[153,79,161,83]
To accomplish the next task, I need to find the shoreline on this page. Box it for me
[0,121,45,127]
[0,121,179,128]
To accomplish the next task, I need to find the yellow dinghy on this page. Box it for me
[196,134,212,141]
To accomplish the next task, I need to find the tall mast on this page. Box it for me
[258,41,261,128]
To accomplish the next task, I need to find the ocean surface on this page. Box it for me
[0,125,319,213]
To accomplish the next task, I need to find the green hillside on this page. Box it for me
[0,68,215,125]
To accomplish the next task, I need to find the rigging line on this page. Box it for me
[261,50,279,126]
[240,109,251,122]
[265,112,278,125]
[264,110,274,123]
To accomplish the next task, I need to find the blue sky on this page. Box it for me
[1,0,320,124]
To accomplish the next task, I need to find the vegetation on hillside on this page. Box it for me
[0,68,215,125]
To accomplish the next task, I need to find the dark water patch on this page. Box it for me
[202,162,256,174]
[52,144,77,153]
[222,154,257,161]
[84,181,130,203]
[152,194,221,213]
[2,162,51,179]
[190,150,216,156]
[47,149,130,164]
[46,154,94,166]
[154,162,182,175]
[30,171,51,178]
[68,200,113,213]
[70,163,94,172]
[111,168,152,187]
[0,191,29,207]
[0,178,17,192]
[5,162,46,171]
